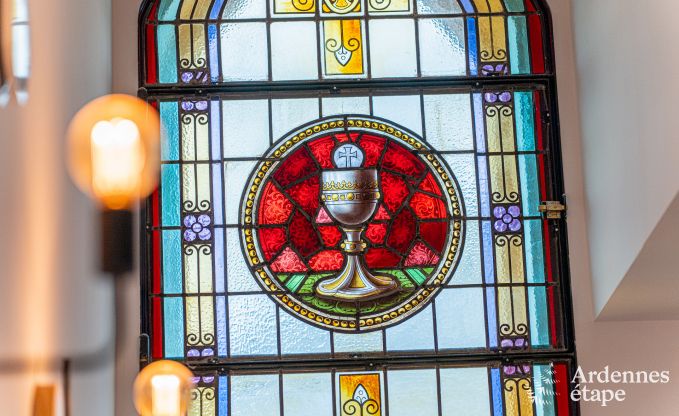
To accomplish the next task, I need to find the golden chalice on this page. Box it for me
[315,144,399,301]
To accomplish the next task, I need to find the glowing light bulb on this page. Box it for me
[134,360,195,416]
[67,95,160,210]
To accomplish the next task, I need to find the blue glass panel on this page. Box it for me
[491,368,503,416]
[477,156,490,217]
[163,297,184,358]
[467,18,478,76]
[534,365,558,416]
[162,230,182,294]
[161,164,180,226]
[473,93,485,151]
[212,163,224,225]
[515,91,536,151]
[524,219,546,283]
[519,154,540,217]
[210,0,226,19]
[216,296,228,357]
[157,25,178,83]
[218,375,228,416]
[158,0,180,21]
[529,287,550,347]
[460,0,475,13]
[214,227,225,292]
[509,16,531,74]
[208,24,220,82]
[504,0,525,12]
[160,102,179,161]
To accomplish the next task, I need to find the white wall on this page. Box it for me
[571,0,679,317]
[0,0,114,415]
[550,0,679,414]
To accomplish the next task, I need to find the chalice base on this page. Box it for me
[315,254,399,302]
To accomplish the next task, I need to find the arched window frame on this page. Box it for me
[137,1,578,414]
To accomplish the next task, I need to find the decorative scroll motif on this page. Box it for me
[322,180,379,191]
[181,100,211,213]
[483,91,530,351]
[472,0,509,76]
[189,376,217,416]
[274,0,316,14]
[178,24,209,84]
[503,364,536,416]
[323,20,364,76]
[323,0,361,14]
[241,116,463,331]
[339,373,382,416]
[367,0,410,13]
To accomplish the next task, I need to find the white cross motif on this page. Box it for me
[333,143,364,168]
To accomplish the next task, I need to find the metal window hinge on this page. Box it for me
[538,200,567,219]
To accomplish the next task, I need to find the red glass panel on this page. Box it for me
[309,250,344,271]
[259,227,287,261]
[259,182,294,225]
[554,364,572,414]
[528,13,546,74]
[289,211,321,258]
[382,142,426,178]
[308,137,336,169]
[387,208,417,254]
[144,2,158,84]
[409,192,447,219]
[366,223,388,245]
[270,247,308,273]
[274,147,318,187]
[420,222,448,253]
[365,248,401,269]
[288,175,320,217]
[316,207,333,224]
[380,171,410,214]
[152,297,163,359]
[318,225,343,247]
[359,134,386,168]
[373,205,391,221]
[418,173,442,196]
[404,241,440,266]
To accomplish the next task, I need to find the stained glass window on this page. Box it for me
[140,1,576,415]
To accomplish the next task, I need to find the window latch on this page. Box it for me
[538,200,567,219]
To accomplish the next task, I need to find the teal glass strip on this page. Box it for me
[157,25,178,83]
[161,164,180,226]
[519,154,540,217]
[503,0,525,12]
[528,286,550,348]
[158,0,181,21]
[509,16,531,74]
[162,230,183,294]
[160,102,179,161]
[406,268,428,285]
[515,91,536,151]
[163,297,185,358]
[534,365,557,416]
[285,274,307,293]
[524,219,546,284]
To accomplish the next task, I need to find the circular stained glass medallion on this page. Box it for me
[240,116,464,332]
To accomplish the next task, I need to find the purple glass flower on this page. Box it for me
[481,64,508,76]
[183,214,212,242]
[181,71,194,83]
[494,205,522,233]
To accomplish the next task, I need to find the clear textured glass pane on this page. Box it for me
[386,305,435,351]
[271,21,319,80]
[222,99,270,158]
[279,311,331,355]
[388,369,439,416]
[419,18,467,76]
[222,0,267,19]
[271,98,320,140]
[440,368,492,416]
[228,295,278,356]
[231,374,280,416]
[435,288,487,349]
[321,96,371,117]
[369,19,417,78]
[451,221,482,285]
[423,94,474,151]
[220,23,269,81]
[283,373,333,416]
[372,95,422,135]
[226,228,262,292]
[334,331,384,353]
[417,0,463,14]
[443,154,479,216]
[224,161,258,224]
